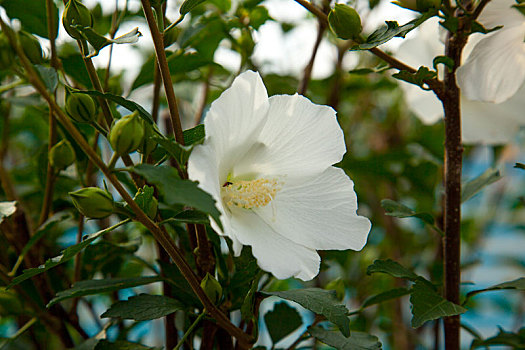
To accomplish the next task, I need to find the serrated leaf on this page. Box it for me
[392,66,437,89]
[366,259,419,281]
[461,168,501,203]
[463,277,525,305]
[131,164,222,230]
[471,327,525,349]
[95,340,162,350]
[0,201,17,224]
[381,199,435,226]
[47,276,163,307]
[183,124,205,145]
[101,294,183,321]
[134,186,155,215]
[8,219,128,289]
[361,287,411,309]
[308,326,382,350]
[266,288,350,337]
[264,302,302,345]
[352,10,435,50]
[432,56,454,72]
[410,278,466,328]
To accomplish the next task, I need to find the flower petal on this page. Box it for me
[203,71,270,182]
[255,167,371,251]
[457,25,525,103]
[477,0,524,28]
[232,94,345,180]
[230,208,321,281]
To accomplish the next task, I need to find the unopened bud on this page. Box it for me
[0,32,15,70]
[109,111,145,155]
[69,187,114,219]
[65,92,97,123]
[200,273,222,304]
[49,139,76,170]
[328,4,362,40]
[62,0,93,40]
[18,31,43,64]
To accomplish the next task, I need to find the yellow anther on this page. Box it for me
[222,178,282,209]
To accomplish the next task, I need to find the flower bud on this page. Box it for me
[49,139,76,170]
[328,4,362,40]
[109,111,145,155]
[65,92,97,123]
[18,31,43,64]
[0,32,15,70]
[69,187,114,219]
[62,0,93,40]
[200,273,222,304]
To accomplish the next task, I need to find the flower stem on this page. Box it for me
[173,311,207,350]
[141,0,185,145]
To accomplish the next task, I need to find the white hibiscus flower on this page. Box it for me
[457,0,525,103]
[396,17,525,144]
[188,71,371,281]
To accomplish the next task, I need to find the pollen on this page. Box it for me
[222,178,282,209]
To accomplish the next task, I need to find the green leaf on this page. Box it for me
[463,277,525,305]
[410,278,466,328]
[74,90,155,126]
[264,302,303,345]
[35,65,58,92]
[161,210,209,225]
[381,199,435,226]
[153,135,193,166]
[101,293,183,321]
[432,56,454,72]
[461,168,501,203]
[95,340,162,350]
[73,338,99,350]
[1,0,58,39]
[180,0,206,16]
[366,259,419,281]
[133,186,155,215]
[361,287,411,309]
[183,124,205,145]
[352,10,436,50]
[158,260,200,306]
[8,219,129,289]
[392,66,437,89]
[47,276,163,307]
[131,164,222,230]
[266,288,350,337]
[471,327,525,349]
[74,26,142,58]
[308,326,382,350]
[0,201,17,224]
[471,21,502,35]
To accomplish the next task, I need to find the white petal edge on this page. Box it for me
[457,25,525,103]
[477,0,524,29]
[232,94,346,181]
[254,167,371,251]
[203,71,270,183]
[230,208,321,281]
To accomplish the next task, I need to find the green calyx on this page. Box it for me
[200,273,223,304]
[49,139,76,171]
[328,4,362,40]
[62,0,93,40]
[65,91,97,123]
[69,187,114,219]
[18,31,43,64]
[109,111,145,156]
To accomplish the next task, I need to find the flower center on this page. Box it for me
[221,177,282,209]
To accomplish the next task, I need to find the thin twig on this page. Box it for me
[299,16,326,95]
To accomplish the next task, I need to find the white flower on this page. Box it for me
[396,17,525,144]
[457,0,525,103]
[188,71,371,281]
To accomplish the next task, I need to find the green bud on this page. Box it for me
[62,0,93,40]
[200,273,222,304]
[325,278,345,301]
[393,0,441,11]
[18,31,43,64]
[65,92,97,123]
[328,4,362,40]
[0,32,15,70]
[109,111,145,155]
[49,139,76,170]
[69,187,114,219]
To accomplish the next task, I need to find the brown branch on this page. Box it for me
[299,17,326,95]
[141,0,185,144]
